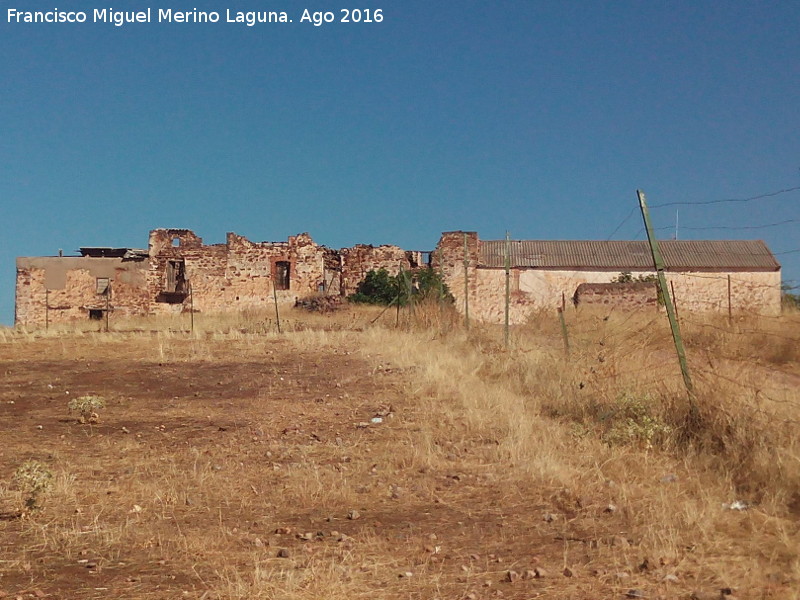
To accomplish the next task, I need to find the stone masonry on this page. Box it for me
[15,229,415,328]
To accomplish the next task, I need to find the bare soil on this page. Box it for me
[0,332,792,599]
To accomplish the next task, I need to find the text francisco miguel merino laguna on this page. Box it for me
[6,7,317,27]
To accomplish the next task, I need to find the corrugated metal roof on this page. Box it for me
[478,240,780,270]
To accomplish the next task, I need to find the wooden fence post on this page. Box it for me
[558,307,570,357]
[504,231,510,348]
[727,275,732,324]
[272,282,282,334]
[463,233,470,331]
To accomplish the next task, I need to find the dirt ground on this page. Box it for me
[0,332,791,599]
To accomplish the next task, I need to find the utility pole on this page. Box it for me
[638,190,694,397]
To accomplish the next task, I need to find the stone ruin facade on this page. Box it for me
[15,228,783,328]
[15,229,419,328]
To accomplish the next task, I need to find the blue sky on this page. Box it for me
[1,1,798,325]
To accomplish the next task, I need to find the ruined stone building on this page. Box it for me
[433,232,782,323]
[15,229,418,327]
[15,228,782,328]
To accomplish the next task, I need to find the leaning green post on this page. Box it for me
[637,190,694,397]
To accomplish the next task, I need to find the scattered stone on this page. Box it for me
[523,570,536,580]
[297,532,314,541]
[533,567,547,578]
[504,570,519,583]
[542,512,557,522]
[347,509,360,520]
[662,574,679,584]
[563,567,573,577]
[469,553,480,561]
[253,537,264,547]
[399,571,413,578]
[277,548,290,558]
[121,426,130,434]
[625,590,647,598]
[638,557,650,571]
[275,527,292,535]
[604,503,618,513]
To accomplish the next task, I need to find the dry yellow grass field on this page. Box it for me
[0,302,798,599]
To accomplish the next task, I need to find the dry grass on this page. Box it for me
[0,303,798,599]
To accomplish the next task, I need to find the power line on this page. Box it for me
[606,207,637,241]
[650,185,800,208]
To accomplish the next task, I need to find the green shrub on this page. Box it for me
[349,268,453,306]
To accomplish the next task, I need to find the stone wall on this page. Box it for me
[16,228,422,327]
[431,231,479,312]
[454,268,782,324]
[433,233,782,324]
[339,244,415,296]
[15,256,149,327]
[574,282,658,309]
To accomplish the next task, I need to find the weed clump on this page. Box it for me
[68,395,105,424]
[602,393,672,450]
[13,460,53,511]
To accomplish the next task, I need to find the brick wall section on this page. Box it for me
[574,282,658,309]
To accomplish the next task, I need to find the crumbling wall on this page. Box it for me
[15,257,149,327]
[223,232,326,309]
[147,229,335,315]
[432,231,479,314]
[340,244,414,296]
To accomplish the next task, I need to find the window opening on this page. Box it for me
[96,278,109,295]
[88,309,103,320]
[165,260,187,293]
[275,261,290,291]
